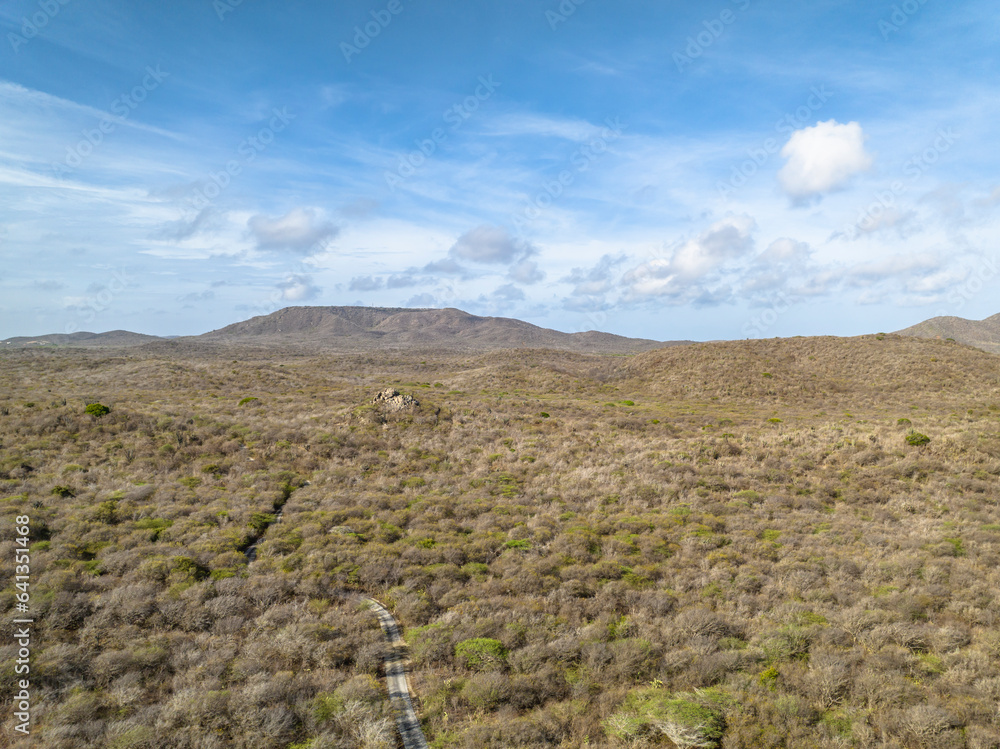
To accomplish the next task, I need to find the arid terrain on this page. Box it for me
[896,313,1000,355]
[2,318,1000,748]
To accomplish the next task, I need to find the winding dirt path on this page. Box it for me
[363,598,430,749]
[245,532,427,746]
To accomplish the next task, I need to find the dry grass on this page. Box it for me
[1,335,1000,748]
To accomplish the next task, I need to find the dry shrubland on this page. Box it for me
[1,334,1000,748]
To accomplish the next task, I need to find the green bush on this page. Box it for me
[905,431,931,446]
[605,688,726,748]
[455,637,507,671]
[84,402,111,417]
[172,556,209,581]
[238,396,259,406]
[248,512,275,534]
[50,485,75,497]
[93,500,118,524]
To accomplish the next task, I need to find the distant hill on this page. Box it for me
[2,307,687,354]
[619,334,1000,406]
[894,312,1000,354]
[191,306,683,353]
[1,330,163,349]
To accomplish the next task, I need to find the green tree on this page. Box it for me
[85,402,111,417]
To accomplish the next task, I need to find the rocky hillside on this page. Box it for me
[895,312,1000,354]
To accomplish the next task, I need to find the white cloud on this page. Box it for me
[485,113,608,141]
[508,259,546,284]
[387,273,419,288]
[758,238,811,265]
[563,254,627,301]
[248,208,338,253]
[277,274,320,301]
[450,225,535,264]
[492,283,526,301]
[349,275,383,291]
[622,215,756,303]
[424,258,468,275]
[778,120,873,201]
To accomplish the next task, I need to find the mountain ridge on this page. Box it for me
[894,312,1000,354]
[1,306,685,354]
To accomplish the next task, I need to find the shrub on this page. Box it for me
[238,397,259,406]
[605,688,726,748]
[51,485,75,498]
[248,512,275,534]
[172,556,209,581]
[94,500,119,524]
[85,402,111,417]
[906,431,931,446]
[504,540,531,550]
[455,638,507,671]
[897,418,912,426]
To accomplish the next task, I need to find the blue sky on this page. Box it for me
[2,0,998,341]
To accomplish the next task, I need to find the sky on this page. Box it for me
[1,0,998,341]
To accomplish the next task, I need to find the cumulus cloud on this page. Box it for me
[492,283,526,301]
[450,225,535,265]
[622,215,756,302]
[423,258,468,276]
[741,238,814,295]
[508,259,546,285]
[387,273,419,288]
[349,275,383,291]
[249,208,338,253]
[778,120,873,201]
[758,238,812,265]
[564,254,627,299]
[405,292,438,307]
[855,207,918,238]
[840,252,941,288]
[277,274,320,301]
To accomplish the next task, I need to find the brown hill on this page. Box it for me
[192,306,683,353]
[618,333,1000,409]
[1,330,163,348]
[895,312,1000,354]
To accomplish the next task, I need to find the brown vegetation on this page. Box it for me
[1,333,999,748]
